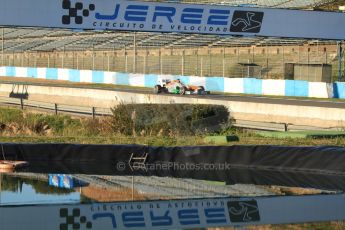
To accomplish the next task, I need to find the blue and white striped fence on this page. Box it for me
[0,66,342,99]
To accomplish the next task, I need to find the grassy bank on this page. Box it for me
[0,106,345,146]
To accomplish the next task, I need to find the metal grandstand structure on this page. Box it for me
[0,0,343,79]
[0,28,314,52]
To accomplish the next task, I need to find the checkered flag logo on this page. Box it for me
[60,208,93,230]
[62,0,95,25]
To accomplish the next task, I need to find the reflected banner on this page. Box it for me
[0,0,345,39]
[1,195,345,229]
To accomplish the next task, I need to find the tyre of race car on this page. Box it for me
[153,85,162,94]
[197,86,205,95]
[180,86,187,95]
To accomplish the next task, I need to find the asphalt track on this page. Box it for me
[2,79,345,109]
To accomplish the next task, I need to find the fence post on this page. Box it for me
[159,49,162,75]
[222,48,225,77]
[307,47,310,80]
[208,49,211,76]
[124,45,127,72]
[284,123,288,132]
[62,46,65,68]
[237,47,240,63]
[181,50,185,76]
[113,53,116,72]
[169,48,173,74]
[113,51,117,72]
[47,54,50,68]
[125,55,128,72]
[338,41,343,82]
[55,51,58,68]
[316,41,319,62]
[200,57,203,77]
[92,107,96,119]
[143,50,147,74]
[76,54,79,70]
[82,53,85,69]
[101,52,104,70]
[195,49,198,76]
[266,45,269,78]
[34,52,37,67]
[107,54,110,71]
[21,53,24,67]
[20,98,24,110]
[54,103,58,115]
[92,45,95,70]
[72,51,75,69]
[282,46,285,75]
[252,46,255,63]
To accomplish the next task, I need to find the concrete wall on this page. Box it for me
[0,66,339,99]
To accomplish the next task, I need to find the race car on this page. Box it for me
[153,79,210,95]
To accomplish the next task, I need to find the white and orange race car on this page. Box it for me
[153,79,210,95]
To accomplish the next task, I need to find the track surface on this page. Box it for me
[2,77,345,109]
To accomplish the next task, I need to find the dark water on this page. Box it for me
[0,172,273,206]
[18,160,345,191]
[2,143,345,205]
[0,174,86,205]
[0,169,342,206]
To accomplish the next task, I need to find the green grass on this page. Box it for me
[256,130,345,139]
[0,107,23,123]
[0,105,345,147]
[204,135,239,144]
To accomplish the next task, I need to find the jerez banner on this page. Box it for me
[1,195,345,229]
[0,0,344,39]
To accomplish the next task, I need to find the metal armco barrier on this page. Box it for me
[0,96,112,118]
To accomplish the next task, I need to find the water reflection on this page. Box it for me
[0,173,88,205]
[0,171,338,206]
[14,160,345,192]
